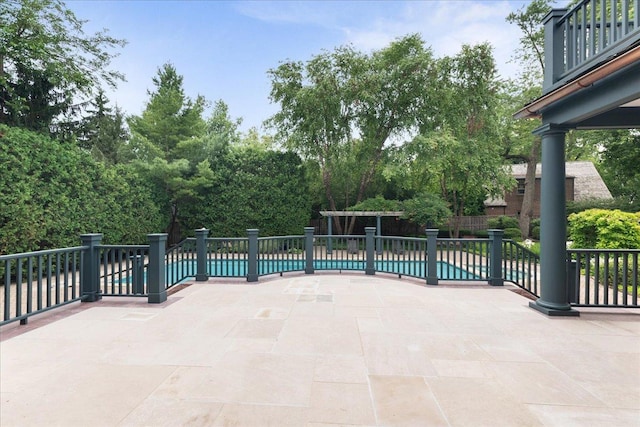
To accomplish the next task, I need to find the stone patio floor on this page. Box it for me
[1,274,639,426]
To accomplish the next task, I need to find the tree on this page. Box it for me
[78,90,128,164]
[267,34,437,234]
[504,0,551,238]
[393,44,513,237]
[0,0,126,133]
[127,63,206,161]
[597,129,640,207]
[125,63,209,241]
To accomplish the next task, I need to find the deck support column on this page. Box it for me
[530,124,579,316]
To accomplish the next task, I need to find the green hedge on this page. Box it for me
[0,125,164,253]
[487,215,519,230]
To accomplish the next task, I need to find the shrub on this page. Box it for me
[567,198,637,215]
[531,226,541,240]
[401,193,451,228]
[474,230,489,238]
[568,209,640,249]
[487,215,519,230]
[503,227,523,240]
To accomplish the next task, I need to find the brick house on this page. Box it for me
[485,161,612,217]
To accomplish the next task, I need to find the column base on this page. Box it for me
[148,292,167,304]
[529,301,579,317]
[195,274,208,281]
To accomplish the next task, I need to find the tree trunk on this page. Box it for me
[519,138,541,238]
[322,165,344,235]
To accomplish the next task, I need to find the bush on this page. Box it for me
[531,226,541,240]
[0,125,164,252]
[401,193,451,228]
[487,215,519,230]
[567,198,637,215]
[568,209,640,249]
[503,227,523,240]
[474,230,489,238]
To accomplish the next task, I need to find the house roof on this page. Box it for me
[485,161,612,207]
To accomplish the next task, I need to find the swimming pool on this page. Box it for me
[165,258,480,284]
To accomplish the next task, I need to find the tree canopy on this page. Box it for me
[267,34,438,234]
[0,0,126,133]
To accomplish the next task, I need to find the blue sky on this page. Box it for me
[68,0,544,133]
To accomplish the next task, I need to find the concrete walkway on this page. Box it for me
[1,274,639,426]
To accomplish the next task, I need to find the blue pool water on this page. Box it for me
[166,259,479,283]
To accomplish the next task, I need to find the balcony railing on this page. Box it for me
[545,0,639,90]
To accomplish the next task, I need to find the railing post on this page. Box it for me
[365,227,375,275]
[147,233,167,303]
[426,229,438,285]
[132,255,144,294]
[327,215,333,254]
[195,228,209,281]
[80,233,102,302]
[247,229,259,282]
[567,257,578,304]
[543,8,569,92]
[376,215,382,255]
[488,229,504,286]
[305,227,315,274]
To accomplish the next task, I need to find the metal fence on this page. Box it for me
[98,245,149,296]
[1,246,85,325]
[503,240,541,297]
[4,228,640,326]
[568,249,639,307]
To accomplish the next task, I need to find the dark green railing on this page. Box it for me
[568,248,639,307]
[1,246,85,325]
[5,227,640,326]
[546,0,639,90]
[503,240,541,297]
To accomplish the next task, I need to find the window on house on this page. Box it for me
[516,179,525,195]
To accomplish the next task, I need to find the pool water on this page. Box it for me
[166,259,479,282]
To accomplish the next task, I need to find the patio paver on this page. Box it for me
[1,274,639,426]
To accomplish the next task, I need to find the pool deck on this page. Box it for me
[1,273,639,426]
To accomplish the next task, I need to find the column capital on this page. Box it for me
[533,123,569,136]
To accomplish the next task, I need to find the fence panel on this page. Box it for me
[502,240,540,297]
[258,236,306,276]
[312,235,368,271]
[165,238,197,288]
[206,237,249,277]
[437,239,489,281]
[1,247,85,326]
[376,237,427,279]
[98,245,149,296]
[568,249,639,307]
